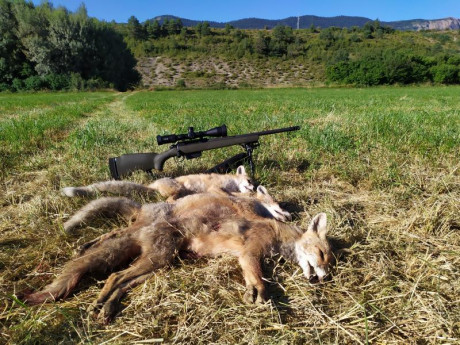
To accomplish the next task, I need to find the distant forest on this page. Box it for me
[1,0,459,91]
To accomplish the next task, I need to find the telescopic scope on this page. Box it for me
[157,124,227,145]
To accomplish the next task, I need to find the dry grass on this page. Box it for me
[0,87,459,344]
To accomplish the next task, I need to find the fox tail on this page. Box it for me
[64,197,141,233]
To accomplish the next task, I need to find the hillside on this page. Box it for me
[125,25,460,89]
[151,14,460,31]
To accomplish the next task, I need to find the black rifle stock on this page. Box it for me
[109,125,300,179]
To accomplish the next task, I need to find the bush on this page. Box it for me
[11,78,24,92]
[431,64,459,84]
[23,76,45,91]
[44,73,69,90]
[175,79,186,88]
[86,78,108,90]
[327,52,443,86]
[0,83,10,92]
[69,73,85,90]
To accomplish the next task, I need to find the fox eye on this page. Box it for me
[319,250,325,261]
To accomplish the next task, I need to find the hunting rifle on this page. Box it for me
[108,124,300,179]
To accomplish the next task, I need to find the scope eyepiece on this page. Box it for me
[157,124,227,145]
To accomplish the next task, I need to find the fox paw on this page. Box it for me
[255,293,268,305]
[243,289,255,304]
[87,301,115,324]
[243,288,268,305]
[97,302,118,324]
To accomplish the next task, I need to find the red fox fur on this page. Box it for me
[24,189,332,323]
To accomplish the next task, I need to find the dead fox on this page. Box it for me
[61,165,254,200]
[24,193,332,323]
[63,185,291,234]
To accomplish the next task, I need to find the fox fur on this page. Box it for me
[63,185,290,234]
[24,190,331,323]
[61,165,254,200]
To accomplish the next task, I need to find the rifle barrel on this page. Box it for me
[254,125,301,136]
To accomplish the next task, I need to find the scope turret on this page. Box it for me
[157,124,227,145]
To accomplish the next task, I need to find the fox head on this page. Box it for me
[256,185,291,222]
[295,213,332,282]
[234,166,254,193]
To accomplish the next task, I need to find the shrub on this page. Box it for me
[23,76,44,91]
[0,83,10,92]
[175,79,186,88]
[431,64,459,84]
[69,73,85,90]
[44,73,69,90]
[86,78,108,90]
[11,78,24,92]
[327,52,443,86]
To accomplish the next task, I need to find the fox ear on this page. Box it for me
[256,185,268,195]
[256,185,273,201]
[236,165,247,176]
[307,213,328,238]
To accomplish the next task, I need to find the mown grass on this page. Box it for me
[1,87,459,344]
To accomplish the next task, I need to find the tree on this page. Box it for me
[195,22,202,36]
[200,21,211,36]
[164,18,182,35]
[254,31,269,55]
[146,20,161,39]
[224,23,233,34]
[127,15,144,40]
[4,0,140,91]
[269,25,293,56]
[0,0,28,84]
[13,0,54,75]
[174,19,184,34]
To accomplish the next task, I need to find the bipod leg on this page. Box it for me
[206,152,248,174]
[243,143,258,177]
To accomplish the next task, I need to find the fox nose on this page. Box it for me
[308,274,328,284]
[282,210,292,221]
[317,271,331,283]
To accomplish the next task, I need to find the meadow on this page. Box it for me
[0,87,459,344]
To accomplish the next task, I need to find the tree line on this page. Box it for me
[1,0,459,91]
[0,0,140,91]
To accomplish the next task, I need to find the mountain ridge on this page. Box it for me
[151,15,460,31]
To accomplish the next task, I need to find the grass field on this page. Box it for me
[1,87,459,344]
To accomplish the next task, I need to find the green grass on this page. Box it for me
[1,87,459,344]
[0,92,116,178]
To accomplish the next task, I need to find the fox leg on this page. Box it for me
[189,233,266,304]
[24,236,139,305]
[238,253,267,304]
[23,267,85,305]
[95,272,155,323]
[93,224,180,313]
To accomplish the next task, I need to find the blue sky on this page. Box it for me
[32,0,460,23]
